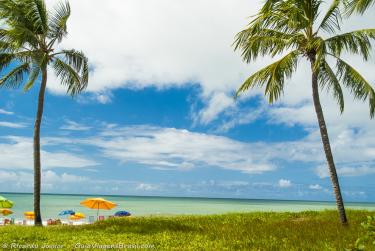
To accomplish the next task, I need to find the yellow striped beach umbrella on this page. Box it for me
[70,212,85,220]
[24,211,35,220]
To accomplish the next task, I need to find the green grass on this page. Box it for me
[0,210,374,250]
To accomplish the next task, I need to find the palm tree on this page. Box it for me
[344,0,375,14]
[0,0,89,226]
[234,0,375,224]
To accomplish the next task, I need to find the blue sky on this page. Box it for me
[0,0,375,202]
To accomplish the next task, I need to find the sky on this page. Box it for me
[0,0,375,202]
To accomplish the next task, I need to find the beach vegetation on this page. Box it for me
[0,211,373,250]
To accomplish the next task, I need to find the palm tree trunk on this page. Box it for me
[33,68,47,226]
[310,56,348,225]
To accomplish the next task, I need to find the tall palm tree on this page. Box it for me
[0,0,89,226]
[344,0,375,14]
[234,0,375,224]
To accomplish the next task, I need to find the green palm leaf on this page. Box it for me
[23,64,41,91]
[318,0,341,33]
[0,63,30,89]
[48,1,71,44]
[318,60,345,113]
[344,0,375,14]
[24,0,49,35]
[333,56,375,117]
[52,58,87,95]
[326,29,375,60]
[237,50,300,103]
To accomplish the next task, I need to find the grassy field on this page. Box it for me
[0,210,374,250]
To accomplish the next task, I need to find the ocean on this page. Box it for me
[1,193,375,220]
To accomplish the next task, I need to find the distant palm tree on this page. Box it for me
[234,0,375,224]
[0,0,89,226]
[344,0,375,14]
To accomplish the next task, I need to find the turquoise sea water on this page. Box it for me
[1,193,375,220]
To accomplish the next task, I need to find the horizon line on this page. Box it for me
[1,191,374,205]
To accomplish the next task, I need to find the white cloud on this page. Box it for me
[278,179,292,188]
[0,136,98,170]
[42,0,375,127]
[309,184,323,190]
[315,165,375,179]
[0,121,26,128]
[60,120,92,131]
[0,170,88,192]
[0,109,13,115]
[36,123,375,178]
[195,92,236,125]
[214,105,265,132]
[136,183,160,191]
[44,0,266,123]
[84,126,277,174]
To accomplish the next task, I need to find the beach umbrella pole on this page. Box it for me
[97,204,99,220]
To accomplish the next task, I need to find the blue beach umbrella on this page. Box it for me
[115,211,131,217]
[58,210,75,216]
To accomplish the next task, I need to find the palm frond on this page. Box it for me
[52,58,87,95]
[236,50,300,103]
[318,0,341,33]
[59,49,89,84]
[0,0,44,44]
[0,63,30,89]
[0,26,40,50]
[0,38,19,53]
[234,27,303,62]
[48,1,71,44]
[344,0,375,15]
[318,60,344,113]
[23,64,41,91]
[326,29,375,60]
[0,53,16,72]
[23,0,49,35]
[332,55,375,118]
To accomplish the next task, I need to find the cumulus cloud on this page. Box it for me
[195,92,236,125]
[278,179,292,188]
[44,0,267,124]
[42,0,375,129]
[309,184,323,190]
[136,183,160,192]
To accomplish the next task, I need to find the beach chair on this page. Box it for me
[88,216,95,224]
[108,215,115,219]
[98,215,105,221]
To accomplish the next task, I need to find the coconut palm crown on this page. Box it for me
[234,0,375,224]
[0,0,88,226]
